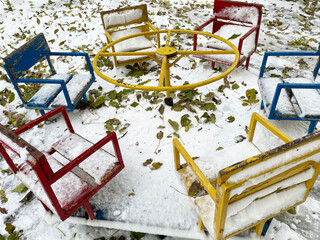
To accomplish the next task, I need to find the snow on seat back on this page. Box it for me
[177,141,261,190]
[284,77,320,118]
[257,77,296,117]
[15,153,92,213]
[51,133,119,185]
[110,28,154,52]
[27,74,72,107]
[215,6,260,25]
[207,25,256,57]
[0,129,28,159]
[194,133,320,238]
[195,177,310,238]
[103,9,143,29]
[50,74,92,107]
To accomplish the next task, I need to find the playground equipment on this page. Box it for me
[100,4,159,67]
[258,44,320,133]
[173,112,320,239]
[193,0,262,69]
[3,33,95,115]
[0,106,124,221]
[93,29,239,105]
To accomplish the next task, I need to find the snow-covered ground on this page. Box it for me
[0,0,319,239]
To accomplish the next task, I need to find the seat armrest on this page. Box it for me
[14,78,65,84]
[14,106,74,135]
[259,48,320,78]
[248,112,293,144]
[193,18,216,51]
[195,17,216,31]
[237,26,259,54]
[49,52,95,77]
[146,22,160,48]
[173,138,217,203]
[50,51,88,57]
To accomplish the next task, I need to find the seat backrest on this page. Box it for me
[100,4,149,30]
[215,131,320,239]
[3,33,50,81]
[213,0,262,26]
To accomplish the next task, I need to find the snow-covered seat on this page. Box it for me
[173,112,320,239]
[0,106,125,221]
[258,45,320,133]
[193,0,262,69]
[3,33,95,115]
[100,4,159,67]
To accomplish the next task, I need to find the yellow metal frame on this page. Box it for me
[93,29,240,97]
[173,113,320,240]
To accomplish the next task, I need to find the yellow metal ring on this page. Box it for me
[93,29,240,92]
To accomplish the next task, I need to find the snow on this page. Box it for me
[257,77,296,116]
[177,141,261,185]
[0,0,320,240]
[51,132,118,185]
[103,9,143,29]
[207,25,256,57]
[51,74,92,106]
[258,76,320,119]
[15,153,92,214]
[195,183,307,238]
[284,78,320,118]
[28,74,72,106]
[215,6,259,25]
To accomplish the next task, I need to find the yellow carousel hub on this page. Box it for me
[156,47,177,57]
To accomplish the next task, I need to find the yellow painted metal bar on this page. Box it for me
[169,55,184,67]
[166,30,172,47]
[255,222,265,236]
[172,138,217,203]
[248,112,293,143]
[164,56,170,86]
[146,21,158,31]
[146,21,160,48]
[165,55,171,98]
[214,185,230,240]
[198,217,205,231]
[149,55,162,66]
[105,30,113,43]
[99,51,156,56]
[93,29,240,92]
[304,160,320,198]
[158,56,167,87]
[177,50,235,55]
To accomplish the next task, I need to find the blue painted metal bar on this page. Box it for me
[308,121,318,134]
[13,78,66,84]
[50,52,95,77]
[45,55,56,74]
[4,64,26,104]
[60,82,73,109]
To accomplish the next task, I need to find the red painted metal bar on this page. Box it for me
[110,132,125,168]
[193,18,216,51]
[14,106,74,135]
[84,201,96,220]
[0,144,18,174]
